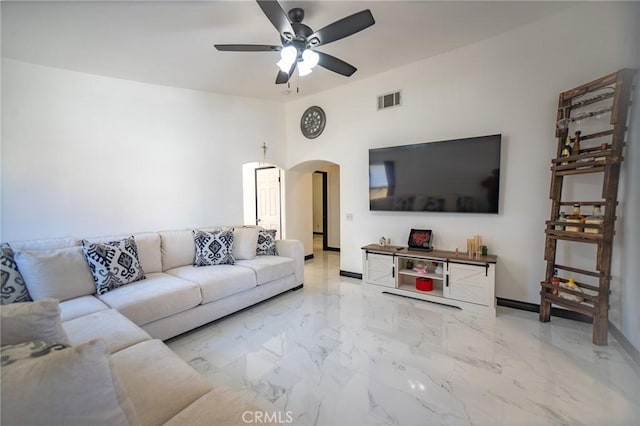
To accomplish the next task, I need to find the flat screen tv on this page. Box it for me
[369,134,501,213]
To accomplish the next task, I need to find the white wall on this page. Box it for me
[284,1,638,313]
[612,19,640,350]
[1,59,285,241]
[283,170,313,256]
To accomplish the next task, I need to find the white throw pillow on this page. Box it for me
[14,246,96,301]
[233,228,259,260]
[1,339,140,426]
[0,298,69,346]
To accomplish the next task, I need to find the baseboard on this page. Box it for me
[496,297,592,323]
[340,270,363,279]
[304,254,314,261]
[325,246,340,252]
[608,321,640,367]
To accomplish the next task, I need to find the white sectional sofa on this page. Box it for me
[1,227,303,425]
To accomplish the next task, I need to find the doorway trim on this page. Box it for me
[314,171,329,251]
[314,170,340,252]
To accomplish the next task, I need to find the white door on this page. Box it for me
[255,167,281,238]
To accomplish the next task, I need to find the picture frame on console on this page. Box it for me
[407,229,433,251]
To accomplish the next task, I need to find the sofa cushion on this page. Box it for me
[97,272,201,326]
[59,295,110,322]
[1,298,70,346]
[233,227,259,260]
[160,229,195,271]
[193,229,235,266]
[1,339,140,426]
[167,265,257,304]
[235,255,295,285]
[82,237,146,295]
[164,386,275,426]
[7,237,78,251]
[111,339,212,426]
[0,243,32,304]
[256,229,278,255]
[63,309,151,354]
[14,246,96,301]
[86,233,163,274]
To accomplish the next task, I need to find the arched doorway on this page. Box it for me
[287,160,340,259]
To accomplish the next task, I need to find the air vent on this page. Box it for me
[377,90,401,110]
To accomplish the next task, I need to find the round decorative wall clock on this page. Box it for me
[300,106,326,139]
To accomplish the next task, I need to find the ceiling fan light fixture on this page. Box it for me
[276,58,291,73]
[280,45,297,63]
[301,49,319,68]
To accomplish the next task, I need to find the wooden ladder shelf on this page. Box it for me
[540,69,636,345]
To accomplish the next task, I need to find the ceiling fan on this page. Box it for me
[214,0,375,84]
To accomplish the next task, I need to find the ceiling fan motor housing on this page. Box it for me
[288,8,304,23]
[283,8,314,50]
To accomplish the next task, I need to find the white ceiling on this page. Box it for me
[2,1,576,101]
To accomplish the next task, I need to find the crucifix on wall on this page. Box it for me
[261,142,268,162]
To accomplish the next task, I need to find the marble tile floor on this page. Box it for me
[167,248,639,425]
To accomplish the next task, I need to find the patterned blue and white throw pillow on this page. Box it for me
[256,229,278,256]
[0,243,32,304]
[81,237,145,295]
[193,230,235,266]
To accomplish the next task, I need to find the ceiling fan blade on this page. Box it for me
[308,9,375,47]
[256,0,295,41]
[316,51,357,77]
[214,44,281,52]
[275,61,297,84]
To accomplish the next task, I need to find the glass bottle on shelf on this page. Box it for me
[550,270,560,296]
[560,134,572,165]
[584,205,604,234]
[555,211,567,231]
[565,204,583,232]
[573,131,581,156]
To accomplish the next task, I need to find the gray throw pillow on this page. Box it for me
[256,229,278,256]
[14,246,96,301]
[82,237,145,295]
[0,244,31,304]
[0,298,70,346]
[232,227,259,260]
[193,230,235,266]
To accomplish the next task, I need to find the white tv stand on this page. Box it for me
[361,244,497,316]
